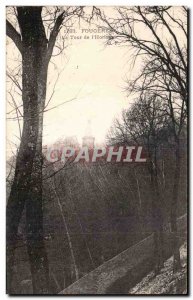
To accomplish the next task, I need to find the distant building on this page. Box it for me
[63,136,79,148]
[82,120,95,149]
[54,136,79,148]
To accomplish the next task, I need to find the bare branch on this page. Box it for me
[6,20,22,54]
[46,11,65,63]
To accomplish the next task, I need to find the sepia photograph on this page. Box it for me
[6,5,188,295]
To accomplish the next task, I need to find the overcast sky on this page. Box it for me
[6,6,185,156]
[6,11,134,156]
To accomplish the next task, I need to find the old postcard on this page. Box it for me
[6,6,188,295]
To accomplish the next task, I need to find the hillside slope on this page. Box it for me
[129,242,187,295]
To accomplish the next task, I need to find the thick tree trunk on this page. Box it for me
[25,71,49,293]
[171,140,181,272]
[6,7,50,294]
[6,117,38,292]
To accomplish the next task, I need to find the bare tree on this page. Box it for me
[97,6,187,272]
[6,6,84,293]
[107,94,171,273]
